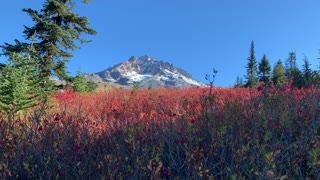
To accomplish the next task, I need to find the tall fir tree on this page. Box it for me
[272,60,285,86]
[1,0,97,83]
[245,40,258,87]
[292,67,304,88]
[302,56,312,86]
[285,51,297,79]
[258,54,271,84]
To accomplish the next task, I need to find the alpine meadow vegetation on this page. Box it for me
[1,1,320,179]
[0,85,320,179]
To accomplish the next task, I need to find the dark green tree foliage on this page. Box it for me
[0,54,40,120]
[302,56,312,86]
[1,0,97,81]
[258,54,271,84]
[272,60,285,86]
[292,67,304,88]
[86,80,97,92]
[285,51,297,78]
[72,70,87,93]
[72,71,97,93]
[284,51,307,87]
[245,40,258,87]
[0,63,5,71]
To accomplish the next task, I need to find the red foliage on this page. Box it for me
[73,144,80,152]
[48,87,257,136]
[190,119,195,124]
[3,85,320,178]
[47,86,320,139]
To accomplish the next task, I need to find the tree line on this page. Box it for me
[235,40,320,88]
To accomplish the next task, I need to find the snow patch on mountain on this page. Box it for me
[162,69,203,87]
[121,71,152,82]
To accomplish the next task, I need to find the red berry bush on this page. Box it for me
[0,86,319,179]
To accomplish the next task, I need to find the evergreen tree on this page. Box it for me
[302,56,312,86]
[72,70,97,93]
[245,40,258,87]
[272,60,285,86]
[313,50,320,84]
[1,0,97,83]
[0,53,40,123]
[72,70,87,93]
[86,81,97,92]
[292,67,304,88]
[258,54,271,84]
[234,75,244,87]
[311,70,320,85]
[285,51,297,78]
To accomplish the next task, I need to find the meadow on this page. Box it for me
[0,85,320,179]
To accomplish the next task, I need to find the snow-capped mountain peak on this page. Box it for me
[85,55,205,88]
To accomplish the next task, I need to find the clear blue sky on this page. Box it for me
[1,0,320,87]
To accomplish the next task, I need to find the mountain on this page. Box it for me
[84,55,206,88]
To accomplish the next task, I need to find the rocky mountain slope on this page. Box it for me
[84,55,205,88]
